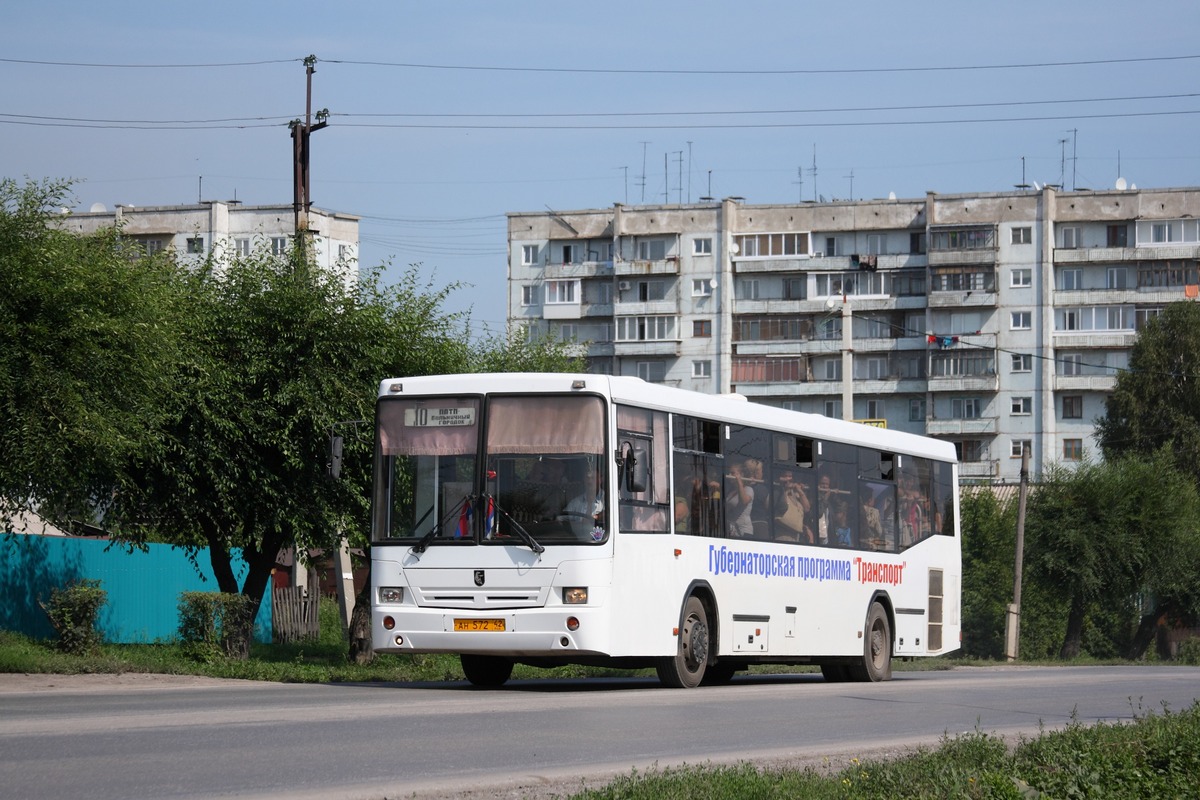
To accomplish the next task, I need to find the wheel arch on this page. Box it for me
[865,589,896,649]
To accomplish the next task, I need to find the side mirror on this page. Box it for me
[625,447,648,493]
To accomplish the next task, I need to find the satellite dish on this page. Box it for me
[1032,182,1040,191]
[1115,177,1127,191]
[708,278,717,289]
[824,295,840,312]
[888,191,896,201]
[1130,183,1137,190]
[728,242,740,255]
[89,202,106,213]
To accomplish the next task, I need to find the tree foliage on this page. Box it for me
[1025,451,1200,659]
[1096,301,1200,486]
[0,178,183,520]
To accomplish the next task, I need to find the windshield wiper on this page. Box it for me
[411,495,473,554]
[486,494,545,554]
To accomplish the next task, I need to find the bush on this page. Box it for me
[1178,637,1200,665]
[178,592,255,662]
[40,579,107,655]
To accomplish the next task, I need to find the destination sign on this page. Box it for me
[403,407,476,427]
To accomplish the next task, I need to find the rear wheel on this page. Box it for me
[461,654,514,687]
[656,596,710,688]
[848,602,892,682]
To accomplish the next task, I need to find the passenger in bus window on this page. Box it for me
[859,484,885,550]
[774,469,813,543]
[519,457,567,521]
[833,500,854,547]
[674,495,690,532]
[726,458,761,538]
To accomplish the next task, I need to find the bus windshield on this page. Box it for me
[373,393,607,546]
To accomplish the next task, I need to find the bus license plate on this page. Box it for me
[454,618,505,632]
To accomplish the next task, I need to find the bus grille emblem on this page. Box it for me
[474,570,485,587]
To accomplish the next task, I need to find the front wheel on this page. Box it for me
[848,602,892,682]
[461,654,514,688]
[656,596,710,688]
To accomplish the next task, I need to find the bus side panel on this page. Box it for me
[608,534,687,658]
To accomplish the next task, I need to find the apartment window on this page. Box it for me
[693,238,712,256]
[615,315,675,341]
[186,237,205,255]
[521,285,537,306]
[930,227,995,251]
[737,279,761,300]
[692,320,712,338]
[1061,226,1081,249]
[1059,354,1083,376]
[863,357,888,380]
[1060,269,1082,291]
[865,234,885,255]
[271,236,289,255]
[1107,224,1129,247]
[692,360,712,378]
[338,244,350,261]
[909,232,926,255]
[691,278,713,297]
[545,280,577,304]
[1062,395,1083,419]
[734,232,810,258]
[637,240,667,260]
[823,399,842,419]
[1011,226,1032,245]
[560,244,578,264]
[951,398,982,419]
[1011,353,1033,373]
[865,399,882,419]
[559,324,577,343]
[637,280,666,302]
[1011,440,1031,458]
[1063,439,1083,461]
[1107,267,1129,289]
[822,360,842,381]
[521,244,539,265]
[783,278,807,300]
[636,361,666,382]
[1011,397,1032,415]
[1011,268,1032,288]
[1151,223,1173,244]
[1010,311,1032,330]
[909,399,926,422]
[595,283,612,306]
[234,238,251,257]
[825,237,837,256]
[957,440,986,462]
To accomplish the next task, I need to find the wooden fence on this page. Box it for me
[272,586,320,643]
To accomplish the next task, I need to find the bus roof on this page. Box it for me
[378,372,957,463]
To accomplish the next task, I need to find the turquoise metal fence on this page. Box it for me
[0,534,272,644]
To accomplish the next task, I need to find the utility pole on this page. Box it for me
[1005,447,1030,661]
[290,54,329,260]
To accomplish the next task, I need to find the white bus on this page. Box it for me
[371,373,960,688]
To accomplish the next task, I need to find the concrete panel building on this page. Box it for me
[507,186,1200,484]
[63,201,360,289]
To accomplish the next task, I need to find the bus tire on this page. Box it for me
[656,595,710,688]
[461,654,514,687]
[849,602,892,682]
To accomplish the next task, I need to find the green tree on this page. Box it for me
[0,178,182,521]
[1096,301,1200,486]
[1025,452,1200,660]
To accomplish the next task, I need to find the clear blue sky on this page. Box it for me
[4,1,1198,333]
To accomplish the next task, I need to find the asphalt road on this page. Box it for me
[1,666,1197,800]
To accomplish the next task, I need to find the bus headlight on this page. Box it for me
[379,587,404,604]
[563,587,588,604]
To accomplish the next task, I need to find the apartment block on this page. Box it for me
[63,201,360,289]
[507,186,1200,484]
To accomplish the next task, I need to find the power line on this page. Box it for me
[0,57,300,68]
[320,53,1200,76]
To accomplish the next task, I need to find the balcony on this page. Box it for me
[1050,331,1137,349]
[1054,374,1118,392]
[1053,246,1137,264]
[928,249,996,266]
[957,460,999,479]
[614,257,679,276]
[927,374,999,393]
[612,340,679,357]
[613,299,678,316]
[925,416,998,436]
[1055,287,1189,306]
[544,261,613,279]
[805,253,929,270]
[542,301,582,321]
